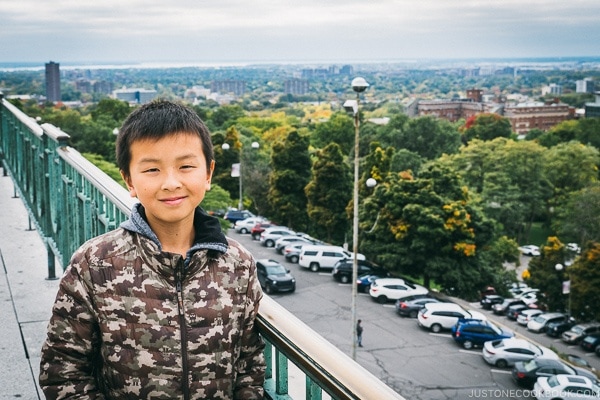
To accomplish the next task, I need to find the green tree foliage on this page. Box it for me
[462,113,513,142]
[360,164,499,298]
[553,184,600,245]
[577,117,600,149]
[305,143,352,244]
[439,138,552,243]
[526,237,570,314]
[89,98,131,125]
[209,104,245,130]
[543,142,599,205]
[312,112,354,155]
[388,115,461,160]
[268,131,311,230]
[537,120,580,148]
[567,242,600,321]
[212,127,243,201]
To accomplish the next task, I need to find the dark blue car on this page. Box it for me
[451,319,514,349]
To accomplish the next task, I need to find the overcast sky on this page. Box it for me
[1,0,599,66]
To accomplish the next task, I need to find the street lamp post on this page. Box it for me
[555,263,571,316]
[345,77,369,361]
[222,141,259,210]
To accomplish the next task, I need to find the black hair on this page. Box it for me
[116,99,214,177]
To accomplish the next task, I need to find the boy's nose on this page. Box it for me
[162,170,182,190]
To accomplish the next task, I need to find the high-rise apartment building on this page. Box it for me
[576,78,595,93]
[45,62,61,102]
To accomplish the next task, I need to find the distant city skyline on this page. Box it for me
[1,0,599,65]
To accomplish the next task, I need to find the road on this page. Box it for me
[229,230,599,400]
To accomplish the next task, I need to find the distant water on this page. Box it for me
[2,56,600,72]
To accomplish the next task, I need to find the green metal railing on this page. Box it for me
[0,93,404,400]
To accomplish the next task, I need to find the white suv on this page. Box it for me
[417,302,487,333]
[368,278,428,303]
[298,245,364,272]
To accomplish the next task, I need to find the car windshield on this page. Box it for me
[532,315,546,323]
[266,265,287,275]
[522,359,539,372]
[489,322,502,335]
[572,326,584,334]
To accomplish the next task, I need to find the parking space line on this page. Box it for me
[458,349,481,355]
[490,369,511,374]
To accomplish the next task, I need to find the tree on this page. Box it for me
[397,116,461,160]
[268,131,311,230]
[553,184,600,245]
[360,164,499,299]
[526,237,569,314]
[462,113,513,142]
[567,242,600,321]
[305,143,352,244]
[311,112,354,155]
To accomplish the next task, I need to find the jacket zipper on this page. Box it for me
[176,259,190,400]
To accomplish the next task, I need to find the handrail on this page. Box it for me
[0,93,405,400]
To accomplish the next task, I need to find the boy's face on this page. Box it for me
[122,132,214,229]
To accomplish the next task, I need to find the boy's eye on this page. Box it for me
[143,167,159,173]
[181,165,196,169]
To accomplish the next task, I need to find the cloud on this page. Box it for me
[1,0,599,63]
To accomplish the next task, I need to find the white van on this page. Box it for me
[298,245,365,272]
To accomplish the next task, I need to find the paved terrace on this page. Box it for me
[0,172,60,399]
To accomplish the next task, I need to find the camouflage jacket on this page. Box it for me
[40,205,265,399]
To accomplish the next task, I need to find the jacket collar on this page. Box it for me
[120,203,228,255]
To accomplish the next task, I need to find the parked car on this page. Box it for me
[396,297,440,318]
[517,309,544,326]
[234,216,266,234]
[519,245,540,256]
[533,375,599,400]
[274,235,316,254]
[512,358,597,389]
[251,222,277,240]
[417,302,486,333]
[451,319,514,349]
[369,278,428,304]
[299,245,364,272]
[282,242,309,264]
[480,294,504,310]
[356,272,392,293]
[527,313,569,333]
[508,282,530,297]
[546,317,577,338]
[223,209,255,227]
[562,323,600,345]
[482,338,558,368]
[332,259,383,284]
[506,303,529,320]
[580,333,600,352]
[493,298,526,315]
[260,227,296,247]
[255,259,296,294]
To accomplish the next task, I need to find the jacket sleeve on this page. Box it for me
[233,258,266,399]
[39,249,105,399]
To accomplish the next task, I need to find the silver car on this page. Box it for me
[482,338,558,368]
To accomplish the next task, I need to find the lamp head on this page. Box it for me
[343,99,358,115]
[366,178,377,188]
[351,77,369,93]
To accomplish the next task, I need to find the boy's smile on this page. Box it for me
[122,132,214,237]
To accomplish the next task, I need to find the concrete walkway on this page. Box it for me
[0,172,60,399]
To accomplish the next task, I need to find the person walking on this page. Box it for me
[357,319,364,347]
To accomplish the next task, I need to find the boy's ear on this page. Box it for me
[120,171,137,198]
[206,160,216,191]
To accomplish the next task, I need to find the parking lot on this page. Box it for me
[230,229,600,400]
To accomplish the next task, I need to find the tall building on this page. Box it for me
[210,80,246,96]
[284,79,310,95]
[45,61,61,102]
[576,78,595,93]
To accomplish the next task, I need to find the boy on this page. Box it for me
[39,100,266,399]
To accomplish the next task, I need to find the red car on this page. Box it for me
[251,222,276,240]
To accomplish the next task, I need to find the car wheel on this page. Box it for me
[240,228,248,234]
[409,310,418,318]
[495,359,508,368]
[289,255,299,263]
[265,284,274,294]
[463,340,474,350]
[309,263,320,272]
[340,275,350,284]
[431,324,442,333]
[265,239,275,247]
[376,295,388,304]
